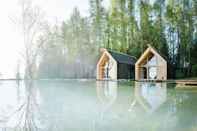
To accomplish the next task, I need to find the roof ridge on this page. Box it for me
[147,45,167,60]
[107,49,137,60]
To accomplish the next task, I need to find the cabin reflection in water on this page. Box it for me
[129,82,167,113]
[96,81,118,112]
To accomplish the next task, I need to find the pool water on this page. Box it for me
[0,80,197,131]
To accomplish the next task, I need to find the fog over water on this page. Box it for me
[0,0,93,79]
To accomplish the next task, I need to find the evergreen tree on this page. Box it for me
[36,0,197,79]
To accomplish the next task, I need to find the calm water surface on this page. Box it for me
[0,80,197,131]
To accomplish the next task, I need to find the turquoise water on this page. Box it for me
[0,80,197,131]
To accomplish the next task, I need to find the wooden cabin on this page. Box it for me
[97,48,136,80]
[135,45,167,81]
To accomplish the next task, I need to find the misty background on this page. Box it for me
[0,0,196,79]
[0,0,109,79]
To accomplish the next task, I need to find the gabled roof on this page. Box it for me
[136,45,167,65]
[107,50,136,65]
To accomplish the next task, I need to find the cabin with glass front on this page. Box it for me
[135,45,167,81]
[97,48,136,80]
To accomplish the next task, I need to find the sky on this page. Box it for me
[0,0,90,79]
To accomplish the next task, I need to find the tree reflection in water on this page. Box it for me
[0,80,196,131]
[6,80,42,131]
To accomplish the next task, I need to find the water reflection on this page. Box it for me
[0,80,41,131]
[129,82,167,114]
[96,81,117,113]
[96,81,167,114]
[0,80,197,131]
[95,81,169,130]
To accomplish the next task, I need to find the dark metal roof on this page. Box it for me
[108,50,136,65]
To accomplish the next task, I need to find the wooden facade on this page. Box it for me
[97,49,136,80]
[135,45,167,81]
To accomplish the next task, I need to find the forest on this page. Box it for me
[18,0,197,79]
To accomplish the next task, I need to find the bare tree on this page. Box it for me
[8,1,46,129]
[16,59,21,80]
[12,0,47,79]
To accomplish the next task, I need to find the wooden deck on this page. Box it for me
[136,79,169,83]
[176,80,197,89]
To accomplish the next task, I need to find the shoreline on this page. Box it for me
[0,78,196,82]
